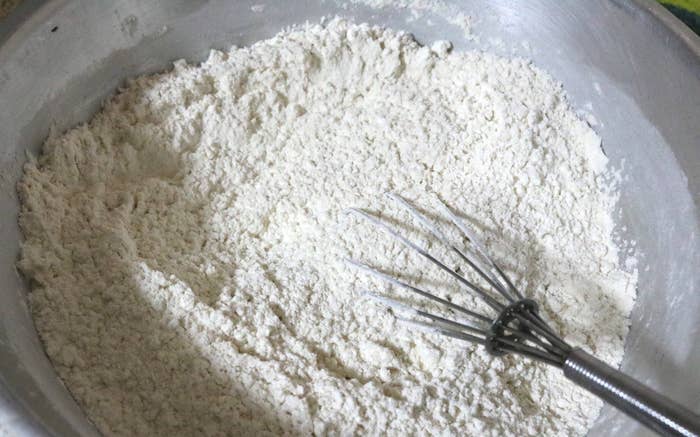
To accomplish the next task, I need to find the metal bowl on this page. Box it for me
[0,1,698,435]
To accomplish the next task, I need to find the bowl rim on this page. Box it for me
[0,1,699,436]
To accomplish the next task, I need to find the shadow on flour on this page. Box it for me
[45,150,304,435]
[95,260,297,435]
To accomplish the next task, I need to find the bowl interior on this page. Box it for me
[0,1,698,435]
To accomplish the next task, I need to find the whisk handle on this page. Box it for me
[564,348,700,437]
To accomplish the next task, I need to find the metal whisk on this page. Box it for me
[347,193,700,437]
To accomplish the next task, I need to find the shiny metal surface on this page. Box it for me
[0,1,698,436]
[564,349,700,436]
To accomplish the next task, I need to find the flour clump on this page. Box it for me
[18,19,636,436]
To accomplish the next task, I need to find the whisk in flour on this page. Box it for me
[18,18,636,436]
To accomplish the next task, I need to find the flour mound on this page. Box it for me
[18,19,636,436]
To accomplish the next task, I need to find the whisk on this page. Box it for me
[347,193,700,437]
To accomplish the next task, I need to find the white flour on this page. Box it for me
[18,19,636,436]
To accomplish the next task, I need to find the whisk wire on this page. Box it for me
[363,292,488,337]
[435,197,526,301]
[388,193,517,304]
[348,194,572,365]
[348,207,505,312]
[399,318,488,346]
[348,259,492,324]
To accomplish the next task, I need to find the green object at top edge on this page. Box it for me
[659,0,700,34]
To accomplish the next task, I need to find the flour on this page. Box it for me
[18,19,637,436]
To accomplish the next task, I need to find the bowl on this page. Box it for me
[0,1,698,435]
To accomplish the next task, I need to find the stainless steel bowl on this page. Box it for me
[0,1,698,435]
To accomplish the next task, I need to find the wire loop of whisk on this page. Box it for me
[347,193,572,367]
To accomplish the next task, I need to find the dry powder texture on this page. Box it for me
[18,19,637,436]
